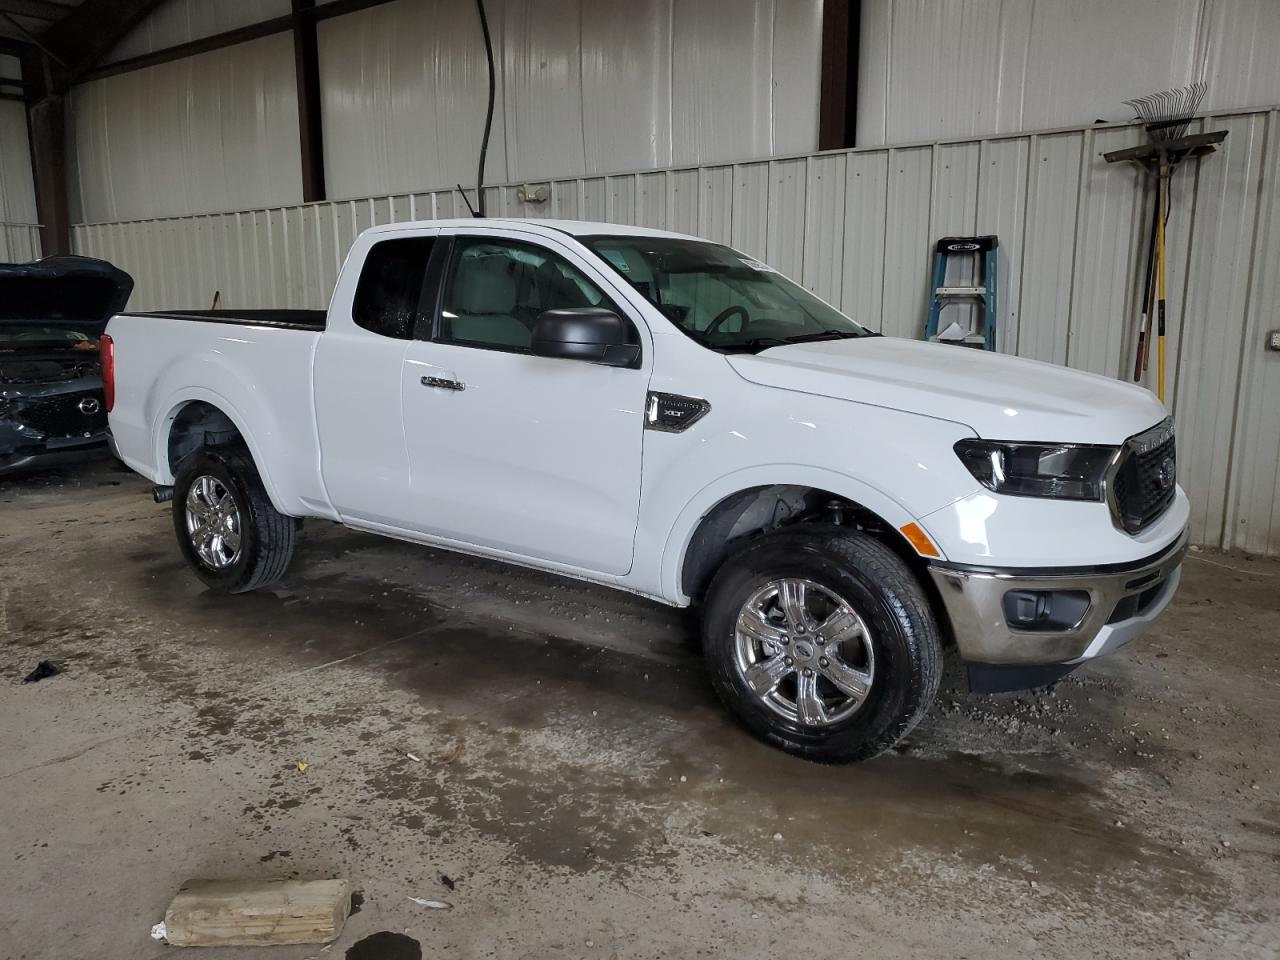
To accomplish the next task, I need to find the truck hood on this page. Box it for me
[726,336,1168,444]
[0,256,134,336]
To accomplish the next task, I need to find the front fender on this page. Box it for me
[655,464,947,606]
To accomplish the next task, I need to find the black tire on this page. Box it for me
[171,447,299,593]
[702,527,942,763]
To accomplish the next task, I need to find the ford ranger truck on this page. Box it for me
[103,219,1188,762]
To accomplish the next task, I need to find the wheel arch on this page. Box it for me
[661,467,947,617]
[153,390,289,515]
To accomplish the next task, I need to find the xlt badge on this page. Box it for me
[645,392,710,433]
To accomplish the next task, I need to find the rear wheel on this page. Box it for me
[172,448,298,593]
[702,528,942,762]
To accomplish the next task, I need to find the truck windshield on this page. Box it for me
[582,235,871,353]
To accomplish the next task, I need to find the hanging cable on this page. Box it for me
[474,0,495,218]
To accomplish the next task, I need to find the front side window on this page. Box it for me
[583,236,870,354]
[352,237,435,339]
[439,237,620,352]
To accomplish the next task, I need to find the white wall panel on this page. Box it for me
[1195,0,1280,116]
[1171,112,1268,547]
[318,0,821,200]
[1225,110,1280,556]
[0,223,42,263]
[0,100,38,229]
[317,0,511,202]
[69,33,303,223]
[72,109,1280,555]
[859,0,1280,146]
[103,0,291,63]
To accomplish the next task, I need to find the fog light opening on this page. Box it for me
[1001,589,1091,632]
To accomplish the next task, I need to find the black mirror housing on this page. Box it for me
[531,308,639,367]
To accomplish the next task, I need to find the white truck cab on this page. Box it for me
[104,219,1188,762]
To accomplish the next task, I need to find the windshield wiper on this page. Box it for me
[714,337,791,353]
[781,330,864,344]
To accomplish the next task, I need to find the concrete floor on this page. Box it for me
[2,460,1278,960]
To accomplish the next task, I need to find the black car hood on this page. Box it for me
[0,256,134,335]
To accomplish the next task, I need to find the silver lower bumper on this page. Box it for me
[928,528,1189,667]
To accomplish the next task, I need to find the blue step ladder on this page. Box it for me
[924,236,999,350]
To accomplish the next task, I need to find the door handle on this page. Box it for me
[421,375,465,391]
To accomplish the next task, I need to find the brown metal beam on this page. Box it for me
[818,0,860,150]
[20,46,69,254]
[291,0,326,202]
[81,0,405,82]
[0,0,73,21]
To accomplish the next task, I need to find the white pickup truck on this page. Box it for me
[105,219,1188,762]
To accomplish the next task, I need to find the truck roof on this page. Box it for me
[364,218,698,242]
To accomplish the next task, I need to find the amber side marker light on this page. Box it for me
[899,522,941,558]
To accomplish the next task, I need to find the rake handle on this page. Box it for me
[1156,165,1169,403]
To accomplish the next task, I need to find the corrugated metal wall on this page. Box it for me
[1,55,40,256]
[0,221,42,263]
[68,0,822,220]
[70,107,1280,556]
[859,0,1280,146]
[0,60,40,262]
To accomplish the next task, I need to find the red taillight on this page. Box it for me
[100,333,116,413]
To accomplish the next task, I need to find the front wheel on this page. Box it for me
[702,528,942,763]
[172,448,299,593]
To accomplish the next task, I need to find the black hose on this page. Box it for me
[475,0,495,218]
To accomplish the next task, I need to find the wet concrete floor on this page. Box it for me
[2,461,1277,958]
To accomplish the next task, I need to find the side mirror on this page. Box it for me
[531,308,639,367]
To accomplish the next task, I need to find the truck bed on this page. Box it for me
[106,310,329,517]
[132,309,326,331]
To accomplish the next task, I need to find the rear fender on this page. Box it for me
[151,386,290,516]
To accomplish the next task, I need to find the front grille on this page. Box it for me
[15,392,107,438]
[1111,420,1176,534]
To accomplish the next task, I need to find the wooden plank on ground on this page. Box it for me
[163,877,352,946]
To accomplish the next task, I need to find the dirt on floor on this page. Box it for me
[1,460,1278,960]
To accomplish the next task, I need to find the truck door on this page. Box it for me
[399,229,650,576]
[314,229,440,525]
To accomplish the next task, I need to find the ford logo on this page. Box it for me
[79,397,101,415]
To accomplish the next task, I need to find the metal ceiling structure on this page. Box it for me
[0,0,82,42]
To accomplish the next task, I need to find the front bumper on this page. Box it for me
[0,433,111,476]
[929,527,1188,689]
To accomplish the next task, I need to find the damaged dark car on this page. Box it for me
[1,256,133,476]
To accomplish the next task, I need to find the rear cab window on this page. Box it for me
[352,237,436,339]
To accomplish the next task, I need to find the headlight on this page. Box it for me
[954,439,1118,501]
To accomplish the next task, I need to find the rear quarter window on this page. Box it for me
[352,237,435,339]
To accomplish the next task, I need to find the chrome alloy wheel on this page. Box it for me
[733,578,876,727]
[185,475,242,570]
